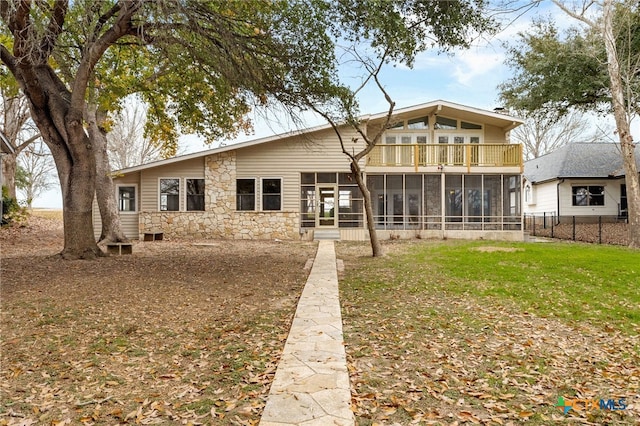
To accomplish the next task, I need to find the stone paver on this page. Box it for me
[259,240,354,426]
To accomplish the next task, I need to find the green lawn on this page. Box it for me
[347,240,640,333]
[338,240,640,425]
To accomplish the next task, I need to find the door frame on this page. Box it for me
[316,185,338,227]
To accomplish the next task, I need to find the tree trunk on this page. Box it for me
[351,162,382,257]
[23,76,103,259]
[603,0,640,248]
[54,137,103,259]
[87,106,128,243]
[1,153,17,199]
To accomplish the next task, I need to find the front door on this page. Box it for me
[317,186,337,227]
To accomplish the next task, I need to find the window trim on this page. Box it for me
[158,177,181,212]
[236,177,257,211]
[261,177,283,211]
[117,184,138,214]
[571,184,606,207]
[185,177,205,211]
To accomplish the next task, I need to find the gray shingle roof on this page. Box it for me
[524,143,640,183]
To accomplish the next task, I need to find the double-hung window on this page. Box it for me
[236,179,256,211]
[262,178,282,211]
[186,179,205,211]
[118,186,136,212]
[160,178,180,211]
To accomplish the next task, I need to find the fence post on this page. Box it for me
[551,214,554,238]
[572,216,576,241]
[543,212,546,229]
[532,214,536,236]
[598,216,602,244]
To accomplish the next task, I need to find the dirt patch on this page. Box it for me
[0,215,316,425]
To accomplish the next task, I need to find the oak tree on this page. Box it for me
[499,2,640,247]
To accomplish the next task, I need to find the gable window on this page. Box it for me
[572,185,605,206]
[186,179,205,211]
[118,186,136,212]
[461,121,482,130]
[407,116,429,129]
[262,178,282,211]
[160,178,180,211]
[236,179,256,211]
[435,116,457,130]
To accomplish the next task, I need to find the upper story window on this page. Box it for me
[388,115,429,130]
[118,186,136,212]
[407,116,429,129]
[186,179,205,211]
[462,121,482,130]
[160,178,180,211]
[435,116,457,130]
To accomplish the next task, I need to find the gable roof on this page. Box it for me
[115,100,523,174]
[524,143,640,184]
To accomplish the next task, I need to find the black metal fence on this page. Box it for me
[524,213,629,246]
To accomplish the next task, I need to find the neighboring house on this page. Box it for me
[95,100,525,241]
[523,143,640,222]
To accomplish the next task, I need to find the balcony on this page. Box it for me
[367,143,523,171]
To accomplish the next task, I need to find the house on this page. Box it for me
[94,100,525,241]
[523,143,640,222]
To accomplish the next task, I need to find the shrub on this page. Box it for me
[1,185,28,226]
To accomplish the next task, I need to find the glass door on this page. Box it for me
[317,186,337,227]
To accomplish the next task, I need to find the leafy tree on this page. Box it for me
[499,2,640,247]
[0,0,340,258]
[1,0,496,258]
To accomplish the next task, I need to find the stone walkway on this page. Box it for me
[259,240,355,426]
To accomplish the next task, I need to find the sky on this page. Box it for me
[29,1,610,209]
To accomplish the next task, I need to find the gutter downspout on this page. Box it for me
[557,179,564,224]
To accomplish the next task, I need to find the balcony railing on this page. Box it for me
[367,144,522,170]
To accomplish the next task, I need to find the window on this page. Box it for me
[572,185,605,206]
[407,116,429,129]
[461,121,482,130]
[435,116,457,130]
[186,179,205,211]
[236,179,256,211]
[262,178,282,210]
[160,178,180,211]
[118,186,136,212]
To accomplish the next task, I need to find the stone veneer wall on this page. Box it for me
[139,211,299,239]
[139,151,300,240]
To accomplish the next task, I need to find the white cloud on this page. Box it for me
[451,50,505,87]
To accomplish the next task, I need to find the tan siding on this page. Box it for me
[93,172,141,239]
[236,127,364,211]
[484,124,507,144]
[92,198,101,240]
[139,158,205,211]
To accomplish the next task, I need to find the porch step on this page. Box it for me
[314,229,341,241]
